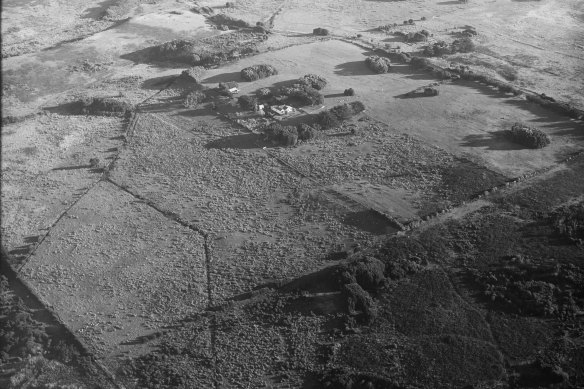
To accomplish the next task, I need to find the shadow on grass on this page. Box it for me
[334,61,374,76]
[342,210,399,235]
[205,133,272,149]
[141,75,178,90]
[202,71,242,84]
[460,131,526,151]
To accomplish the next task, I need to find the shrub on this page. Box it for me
[316,111,340,129]
[80,97,133,115]
[408,19,414,24]
[344,88,355,96]
[341,283,377,323]
[313,27,330,36]
[208,14,250,28]
[452,37,475,53]
[551,202,584,242]
[153,40,196,63]
[297,123,318,141]
[421,16,427,21]
[180,66,206,83]
[508,123,551,149]
[337,256,386,291]
[183,91,206,108]
[280,84,324,106]
[424,87,439,96]
[240,64,278,81]
[299,74,328,90]
[365,55,391,74]
[256,87,272,98]
[264,123,298,146]
[237,95,257,111]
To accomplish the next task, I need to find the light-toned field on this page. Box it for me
[19,180,208,360]
[202,39,583,177]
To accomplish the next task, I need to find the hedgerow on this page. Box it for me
[240,64,278,81]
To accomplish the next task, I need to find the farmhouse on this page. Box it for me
[271,105,295,116]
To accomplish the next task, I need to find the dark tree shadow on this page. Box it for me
[438,0,462,4]
[324,93,346,98]
[205,133,272,149]
[44,102,84,116]
[141,75,178,90]
[334,61,374,76]
[202,71,242,84]
[460,131,526,150]
[342,210,399,235]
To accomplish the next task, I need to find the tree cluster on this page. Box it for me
[79,97,134,116]
[208,14,251,29]
[551,202,584,242]
[264,123,299,146]
[237,95,258,111]
[180,66,206,84]
[298,74,328,90]
[423,37,475,56]
[279,83,324,106]
[240,64,278,81]
[313,27,330,36]
[183,90,207,108]
[508,123,551,149]
[316,101,365,129]
[365,56,392,74]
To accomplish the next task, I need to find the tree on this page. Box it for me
[299,74,328,90]
[183,91,206,108]
[344,88,355,96]
[313,27,330,36]
[180,66,206,84]
[317,111,340,129]
[237,95,258,111]
[365,56,391,73]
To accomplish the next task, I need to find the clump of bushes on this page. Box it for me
[341,283,377,323]
[263,123,299,146]
[365,55,392,73]
[423,37,475,56]
[183,91,206,108]
[279,83,324,106]
[152,39,196,64]
[317,101,365,129]
[79,97,133,115]
[424,87,439,96]
[551,202,584,242]
[344,88,355,96]
[237,95,258,110]
[404,30,429,42]
[240,64,278,81]
[336,256,386,292]
[508,123,551,149]
[297,123,319,141]
[299,74,328,90]
[256,87,272,98]
[208,14,251,29]
[313,27,330,36]
[180,66,206,84]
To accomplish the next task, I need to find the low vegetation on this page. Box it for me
[508,123,551,149]
[365,56,392,74]
[241,64,278,81]
[208,14,251,29]
[423,37,475,56]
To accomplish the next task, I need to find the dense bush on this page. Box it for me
[256,87,272,98]
[341,283,377,323]
[279,83,324,106]
[451,37,475,53]
[336,256,386,292]
[344,88,355,96]
[240,64,278,81]
[317,101,365,128]
[80,97,133,115]
[208,14,251,28]
[313,27,330,36]
[180,66,206,83]
[153,40,196,63]
[365,55,392,73]
[297,123,318,141]
[237,95,258,110]
[508,123,551,149]
[551,202,584,242]
[424,87,439,96]
[183,91,206,108]
[299,74,328,90]
[264,123,298,146]
[409,56,433,69]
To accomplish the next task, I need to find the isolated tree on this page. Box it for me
[344,88,355,96]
